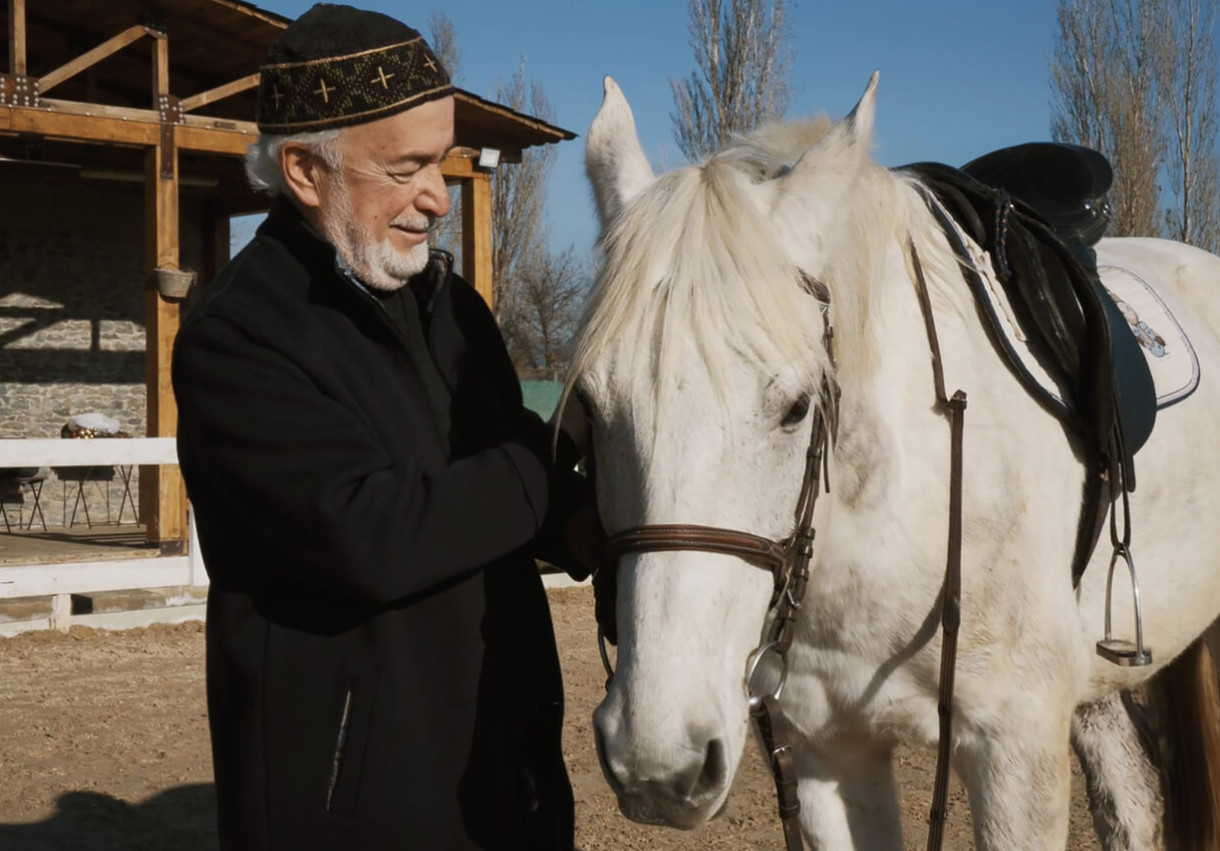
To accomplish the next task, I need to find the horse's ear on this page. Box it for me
[587,76,655,227]
[770,71,880,224]
[844,71,879,144]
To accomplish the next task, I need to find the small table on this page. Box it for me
[63,429,134,528]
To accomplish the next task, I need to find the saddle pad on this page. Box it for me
[971,254,1199,411]
[1097,264,1200,409]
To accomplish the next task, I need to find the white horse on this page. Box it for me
[570,73,1220,850]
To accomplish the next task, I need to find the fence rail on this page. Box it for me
[0,437,178,467]
[0,437,205,634]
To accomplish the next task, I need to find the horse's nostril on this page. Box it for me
[690,737,728,800]
[673,737,728,800]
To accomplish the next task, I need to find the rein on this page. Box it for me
[596,241,967,851]
[909,240,968,851]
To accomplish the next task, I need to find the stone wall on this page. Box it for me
[0,165,209,528]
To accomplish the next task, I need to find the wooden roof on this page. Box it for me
[2,0,575,153]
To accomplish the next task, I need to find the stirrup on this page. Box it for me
[1096,544,1152,667]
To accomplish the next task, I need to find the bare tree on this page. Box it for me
[428,11,461,83]
[1161,0,1220,251]
[502,248,587,377]
[1051,0,1166,237]
[491,61,556,323]
[428,12,463,259]
[1051,0,1220,245]
[670,0,793,162]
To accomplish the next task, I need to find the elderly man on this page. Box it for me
[172,5,591,849]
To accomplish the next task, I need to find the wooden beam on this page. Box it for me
[181,113,257,135]
[180,72,260,113]
[461,173,494,307]
[38,96,161,122]
[442,153,519,180]
[5,103,159,145]
[139,30,187,552]
[8,0,25,76]
[36,24,150,95]
[176,122,255,156]
[1,101,256,155]
[208,0,290,29]
[441,153,476,179]
[151,32,169,105]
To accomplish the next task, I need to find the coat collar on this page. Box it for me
[257,194,342,278]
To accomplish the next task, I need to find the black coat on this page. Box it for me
[173,197,583,850]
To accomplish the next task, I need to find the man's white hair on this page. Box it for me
[245,129,344,195]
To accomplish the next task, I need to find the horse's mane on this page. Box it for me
[568,113,962,415]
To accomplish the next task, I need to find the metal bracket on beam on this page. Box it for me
[0,74,38,108]
[138,11,169,37]
[158,94,182,180]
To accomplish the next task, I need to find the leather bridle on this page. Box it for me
[600,293,837,851]
[594,237,968,851]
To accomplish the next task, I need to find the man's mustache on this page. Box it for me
[391,214,439,233]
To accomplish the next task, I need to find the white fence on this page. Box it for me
[0,438,207,635]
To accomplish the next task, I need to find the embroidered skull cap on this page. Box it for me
[256,3,452,134]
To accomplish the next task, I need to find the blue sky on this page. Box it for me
[237,0,1065,256]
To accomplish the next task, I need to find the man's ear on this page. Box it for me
[280,143,326,209]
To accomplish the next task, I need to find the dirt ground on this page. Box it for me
[0,586,1101,850]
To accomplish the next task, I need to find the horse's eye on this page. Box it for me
[781,393,811,428]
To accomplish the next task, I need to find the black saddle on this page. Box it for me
[899,145,1157,583]
[961,142,1114,246]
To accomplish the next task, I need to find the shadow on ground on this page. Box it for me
[0,785,216,851]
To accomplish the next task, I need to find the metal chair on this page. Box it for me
[0,466,49,532]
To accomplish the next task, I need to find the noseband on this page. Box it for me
[603,389,834,630]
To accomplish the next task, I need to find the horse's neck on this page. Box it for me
[819,221,1082,600]
[817,237,956,579]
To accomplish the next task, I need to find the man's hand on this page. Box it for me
[562,504,607,581]
[552,395,591,458]
[593,563,617,647]
[560,505,617,646]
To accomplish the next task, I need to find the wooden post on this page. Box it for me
[49,593,71,634]
[139,30,187,552]
[8,0,25,76]
[461,172,494,307]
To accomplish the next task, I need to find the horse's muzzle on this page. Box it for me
[593,710,729,828]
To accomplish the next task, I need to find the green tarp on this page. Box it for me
[520,380,563,420]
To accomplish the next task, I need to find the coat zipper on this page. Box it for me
[326,688,353,811]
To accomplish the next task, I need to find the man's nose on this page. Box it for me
[415,164,450,219]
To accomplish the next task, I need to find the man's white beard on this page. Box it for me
[318,176,432,291]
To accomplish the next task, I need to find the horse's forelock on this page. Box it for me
[570,143,830,409]
[567,113,931,428]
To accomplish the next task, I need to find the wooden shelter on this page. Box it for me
[0,0,575,554]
